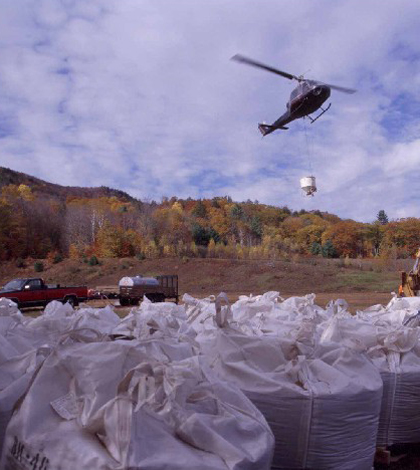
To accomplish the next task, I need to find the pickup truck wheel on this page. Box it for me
[146,294,156,303]
[66,296,78,308]
[148,294,164,303]
[119,297,130,307]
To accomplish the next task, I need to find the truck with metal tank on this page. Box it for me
[118,275,178,305]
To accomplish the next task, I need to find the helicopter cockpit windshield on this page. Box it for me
[290,81,314,101]
[301,81,319,93]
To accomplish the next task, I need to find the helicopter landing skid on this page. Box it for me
[308,103,331,124]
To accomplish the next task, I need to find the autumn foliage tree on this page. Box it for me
[381,218,420,257]
[2,179,420,262]
[322,221,365,257]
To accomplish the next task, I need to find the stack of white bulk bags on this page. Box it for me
[1,339,274,470]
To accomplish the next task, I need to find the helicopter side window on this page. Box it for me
[290,89,299,100]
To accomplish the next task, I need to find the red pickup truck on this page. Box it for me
[0,278,88,309]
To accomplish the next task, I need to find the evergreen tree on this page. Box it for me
[250,216,263,239]
[230,204,244,219]
[377,210,389,225]
[192,223,211,246]
[311,242,322,255]
[211,197,220,208]
[191,199,207,218]
[208,227,220,243]
[322,240,338,258]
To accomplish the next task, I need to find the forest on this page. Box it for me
[1,182,419,263]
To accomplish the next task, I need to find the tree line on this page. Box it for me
[1,184,419,262]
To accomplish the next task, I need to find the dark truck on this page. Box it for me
[0,278,88,309]
[119,275,178,305]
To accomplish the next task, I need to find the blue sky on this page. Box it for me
[0,0,419,222]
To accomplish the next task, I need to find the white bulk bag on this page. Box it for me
[369,328,420,447]
[320,315,420,447]
[200,326,382,470]
[70,305,121,335]
[183,293,217,330]
[229,293,330,339]
[0,347,50,456]
[1,340,274,470]
[387,295,420,311]
[0,303,117,354]
[0,298,21,318]
[112,297,191,341]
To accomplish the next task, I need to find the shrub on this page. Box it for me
[15,258,25,268]
[88,255,99,266]
[34,261,44,272]
[136,252,146,261]
[310,242,322,256]
[53,254,63,264]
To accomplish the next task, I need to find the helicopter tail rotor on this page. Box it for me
[258,123,288,136]
[258,123,275,136]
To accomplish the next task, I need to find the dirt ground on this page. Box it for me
[0,257,400,312]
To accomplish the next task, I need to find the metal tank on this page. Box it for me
[118,275,159,287]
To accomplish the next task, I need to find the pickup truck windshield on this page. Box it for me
[1,279,26,292]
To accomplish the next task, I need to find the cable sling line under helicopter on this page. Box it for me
[299,118,317,197]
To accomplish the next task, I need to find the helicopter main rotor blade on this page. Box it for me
[321,82,357,94]
[231,54,298,81]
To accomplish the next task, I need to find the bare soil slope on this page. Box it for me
[0,257,400,311]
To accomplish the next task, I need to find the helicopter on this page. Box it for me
[232,54,356,136]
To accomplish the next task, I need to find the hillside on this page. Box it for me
[1,167,419,267]
[0,166,136,202]
[0,257,402,311]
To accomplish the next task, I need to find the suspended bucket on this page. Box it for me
[300,176,317,196]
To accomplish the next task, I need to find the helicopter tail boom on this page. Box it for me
[258,123,288,136]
